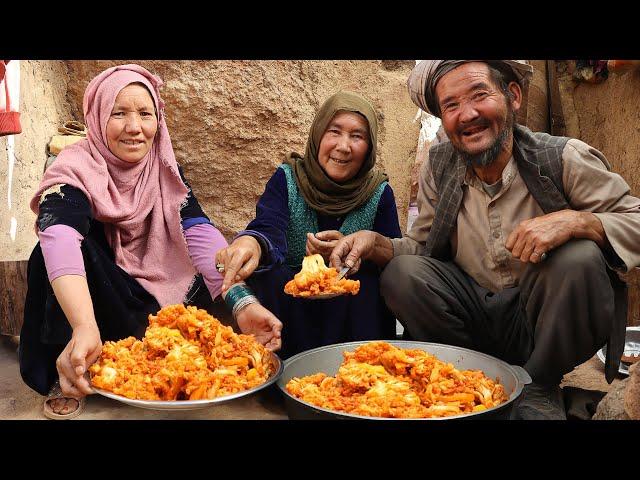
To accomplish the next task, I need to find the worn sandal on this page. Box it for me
[43,381,85,420]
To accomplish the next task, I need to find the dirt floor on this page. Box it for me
[0,334,627,421]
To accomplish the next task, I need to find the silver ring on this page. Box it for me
[216,263,225,273]
[540,252,548,262]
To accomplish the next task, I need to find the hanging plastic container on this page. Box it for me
[0,60,22,136]
[607,60,640,74]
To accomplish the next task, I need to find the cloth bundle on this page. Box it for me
[48,121,88,156]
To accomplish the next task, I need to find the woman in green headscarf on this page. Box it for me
[216,91,402,359]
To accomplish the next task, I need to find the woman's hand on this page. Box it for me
[216,236,262,292]
[56,322,102,398]
[306,230,344,262]
[236,303,283,351]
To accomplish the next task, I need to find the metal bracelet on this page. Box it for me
[232,295,259,318]
[223,282,253,312]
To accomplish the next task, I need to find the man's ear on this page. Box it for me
[509,81,523,112]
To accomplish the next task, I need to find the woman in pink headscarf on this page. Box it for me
[19,64,282,419]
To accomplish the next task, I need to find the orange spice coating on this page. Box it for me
[286,341,508,418]
[90,304,276,401]
[284,254,360,297]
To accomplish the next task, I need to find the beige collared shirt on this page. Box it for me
[391,138,640,293]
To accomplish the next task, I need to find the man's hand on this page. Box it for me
[56,323,102,398]
[329,230,383,274]
[215,236,262,292]
[236,303,283,351]
[306,230,343,262]
[506,209,606,263]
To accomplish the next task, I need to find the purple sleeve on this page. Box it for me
[184,223,228,300]
[38,224,86,282]
[239,168,289,270]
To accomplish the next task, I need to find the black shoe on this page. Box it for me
[510,382,566,420]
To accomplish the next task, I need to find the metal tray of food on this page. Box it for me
[92,351,283,411]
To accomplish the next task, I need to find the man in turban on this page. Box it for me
[330,60,640,419]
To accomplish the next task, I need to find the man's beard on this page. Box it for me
[455,109,515,168]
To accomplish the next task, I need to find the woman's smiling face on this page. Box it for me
[106,83,158,163]
[317,111,370,183]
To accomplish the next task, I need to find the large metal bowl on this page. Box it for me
[277,340,532,420]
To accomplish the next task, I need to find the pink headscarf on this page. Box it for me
[31,64,196,307]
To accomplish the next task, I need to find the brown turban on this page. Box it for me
[407,60,534,117]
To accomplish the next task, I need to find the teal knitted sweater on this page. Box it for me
[279,163,387,268]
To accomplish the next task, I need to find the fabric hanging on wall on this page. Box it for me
[0,60,22,136]
[572,60,609,84]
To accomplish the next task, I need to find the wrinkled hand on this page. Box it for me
[506,210,581,263]
[306,230,344,262]
[56,323,102,398]
[216,236,262,292]
[328,231,378,274]
[236,303,283,351]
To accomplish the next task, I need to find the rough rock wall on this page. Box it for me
[526,60,549,133]
[0,61,72,260]
[64,60,420,239]
[556,62,640,194]
[556,61,640,326]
